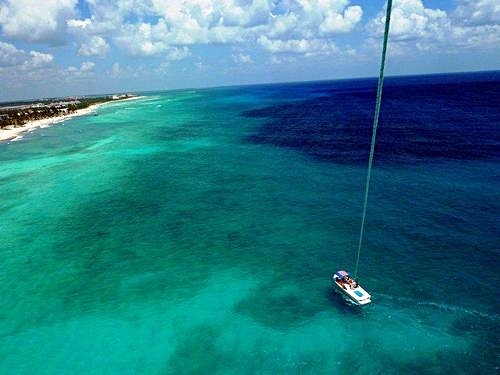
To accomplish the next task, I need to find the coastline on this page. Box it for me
[0,96,143,143]
[0,104,102,143]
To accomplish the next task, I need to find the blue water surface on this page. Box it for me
[0,72,499,374]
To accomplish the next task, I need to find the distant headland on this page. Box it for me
[0,93,137,142]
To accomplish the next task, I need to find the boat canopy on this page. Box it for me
[335,270,350,279]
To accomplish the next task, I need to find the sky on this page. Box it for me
[0,0,499,101]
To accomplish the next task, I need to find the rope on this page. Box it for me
[354,0,392,280]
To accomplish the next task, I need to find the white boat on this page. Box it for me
[332,270,371,305]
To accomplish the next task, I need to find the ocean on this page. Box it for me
[0,71,498,374]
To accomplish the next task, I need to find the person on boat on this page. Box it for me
[345,275,355,288]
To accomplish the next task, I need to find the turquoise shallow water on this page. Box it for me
[0,78,499,374]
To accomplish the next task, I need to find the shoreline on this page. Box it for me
[0,104,102,142]
[0,96,143,143]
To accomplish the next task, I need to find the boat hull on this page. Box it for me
[332,274,371,305]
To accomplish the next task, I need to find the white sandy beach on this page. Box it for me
[0,104,103,142]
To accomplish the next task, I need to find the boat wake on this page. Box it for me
[416,301,499,321]
[376,293,498,321]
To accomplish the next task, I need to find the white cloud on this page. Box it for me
[259,36,310,54]
[111,62,121,77]
[367,0,449,41]
[63,0,363,58]
[63,61,96,80]
[233,53,254,63]
[258,35,338,56]
[0,41,24,67]
[319,6,363,34]
[78,36,109,57]
[0,0,77,43]
[450,1,500,49]
[0,42,53,69]
[267,12,299,38]
[269,55,297,65]
[114,22,168,56]
[453,0,500,26]
[114,25,190,58]
[366,0,500,52]
[265,0,364,40]
[67,18,92,30]
[113,17,243,56]
[166,47,191,61]
[81,61,95,71]
[29,51,54,67]
[454,24,500,49]
[150,0,271,28]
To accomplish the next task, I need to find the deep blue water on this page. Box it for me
[244,71,500,164]
[0,71,499,374]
